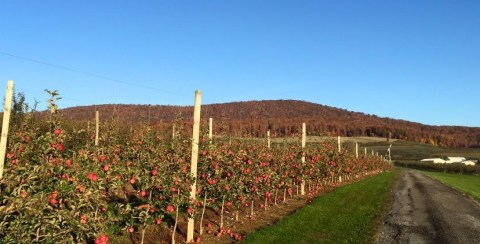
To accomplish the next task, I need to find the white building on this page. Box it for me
[445,157,466,163]
[420,157,476,166]
[462,160,477,166]
[421,158,445,164]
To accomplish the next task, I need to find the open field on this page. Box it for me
[267,136,480,161]
[420,171,480,201]
[270,136,397,144]
[344,139,480,161]
[236,135,480,162]
[366,140,480,161]
[243,170,399,244]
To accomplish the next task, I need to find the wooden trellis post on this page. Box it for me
[388,144,392,163]
[208,118,213,142]
[337,136,341,153]
[300,123,306,195]
[187,90,201,243]
[95,111,99,146]
[0,80,14,179]
[267,130,271,149]
[355,142,358,159]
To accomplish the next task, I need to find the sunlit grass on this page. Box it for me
[421,171,480,202]
[243,170,400,244]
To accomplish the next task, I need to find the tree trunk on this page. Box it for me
[199,192,208,235]
[220,195,225,229]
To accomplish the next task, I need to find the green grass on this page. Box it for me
[420,171,480,202]
[243,170,400,244]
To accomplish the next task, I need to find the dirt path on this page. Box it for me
[378,170,480,243]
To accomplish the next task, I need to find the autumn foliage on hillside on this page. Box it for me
[57,100,480,148]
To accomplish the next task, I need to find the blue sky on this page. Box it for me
[1,1,479,126]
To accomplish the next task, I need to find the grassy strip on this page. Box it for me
[243,170,400,244]
[420,171,480,202]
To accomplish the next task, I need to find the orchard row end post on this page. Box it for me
[300,123,306,195]
[0,80,13,179]
[187,90,201,243]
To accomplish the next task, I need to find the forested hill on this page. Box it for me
[60,100,480,148]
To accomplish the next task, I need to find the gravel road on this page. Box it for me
[378,170,480,244]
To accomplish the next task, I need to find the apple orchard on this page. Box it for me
[0,89,391,243]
